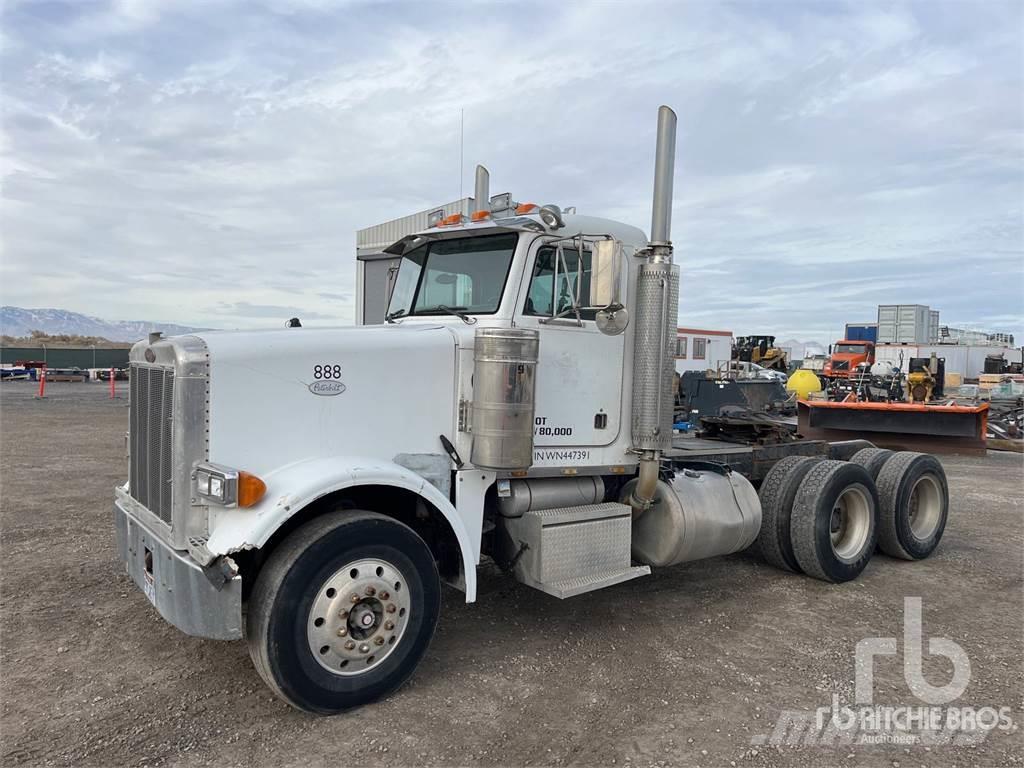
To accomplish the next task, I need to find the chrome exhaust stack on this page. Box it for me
[629,106,680,517]
[650,105,677,251]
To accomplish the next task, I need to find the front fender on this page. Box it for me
[204,456,478,602]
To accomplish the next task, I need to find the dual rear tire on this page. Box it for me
[757,450,948,583]
[875,452,948,560]
[755,456,819,573]
[789,460,878,582]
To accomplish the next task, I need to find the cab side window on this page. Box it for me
[524,246,596,321]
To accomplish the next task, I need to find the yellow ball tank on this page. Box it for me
[786,368,823,400]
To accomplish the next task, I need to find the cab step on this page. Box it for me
[499,502,650,599]
[539,566,650,599]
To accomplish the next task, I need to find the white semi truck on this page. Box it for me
[115,107,950,714]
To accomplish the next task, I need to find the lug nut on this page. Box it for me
[351,594,361,603]
[374,636,385,646]
[385,604,396,614]
[358,643,370,654]
[337,628,347,637]
[344,640,355,650]
[380,591,390,600]
[384,620,394,631]
[364,586,376,596]
[338,609,348,619]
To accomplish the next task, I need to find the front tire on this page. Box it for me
[247,510,440,714]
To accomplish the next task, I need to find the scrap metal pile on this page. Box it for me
[986,396,1024,450]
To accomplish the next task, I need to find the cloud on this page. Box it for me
[0,0,1021,345]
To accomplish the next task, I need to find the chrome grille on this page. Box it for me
[129,364,175,524]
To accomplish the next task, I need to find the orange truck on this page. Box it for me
[822,340,875,379]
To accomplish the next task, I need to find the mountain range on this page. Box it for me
[1,306,206,343]
[2,306,827,357]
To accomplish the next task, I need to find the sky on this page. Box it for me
[1,0,1022,345]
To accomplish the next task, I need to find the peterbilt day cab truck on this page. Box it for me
[115,107,951,714]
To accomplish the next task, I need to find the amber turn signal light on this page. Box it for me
[238,471,267,508]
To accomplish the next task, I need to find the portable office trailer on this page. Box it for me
[673,327,733,374]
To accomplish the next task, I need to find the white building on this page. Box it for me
[356,198,476,325]
[673,327,733,375]
[873,342,1023,380]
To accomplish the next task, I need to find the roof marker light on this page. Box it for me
[490,192,513,213]
[515,202,538,214]
[439,213,465,227]
[470,210,490,222]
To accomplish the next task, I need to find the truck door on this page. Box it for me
[513,240,625,451]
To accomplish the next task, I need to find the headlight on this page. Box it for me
[193,462,266,508]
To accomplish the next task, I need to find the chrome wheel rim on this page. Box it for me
[909,474,943,540]
[306,558,411,676]
[829,485,872,562]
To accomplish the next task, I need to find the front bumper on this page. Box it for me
[114,498,243,640]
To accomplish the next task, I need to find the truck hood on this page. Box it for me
[190,323,462,476]
[193,321,455,349]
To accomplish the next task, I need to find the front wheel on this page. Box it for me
[246,510,440,714]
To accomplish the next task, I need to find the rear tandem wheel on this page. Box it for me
[875,452,949,560]
[790,460,879,583]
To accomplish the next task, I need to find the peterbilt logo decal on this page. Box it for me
[308,380,346,396]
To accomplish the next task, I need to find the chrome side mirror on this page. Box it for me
[589,239,623,308]
[590,239,628,336]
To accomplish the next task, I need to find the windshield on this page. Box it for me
[834,343,867,354]
[387,233,518,318]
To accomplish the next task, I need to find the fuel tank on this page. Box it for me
[620,466,761,567]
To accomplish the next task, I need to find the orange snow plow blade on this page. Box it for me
[797,400,989,455]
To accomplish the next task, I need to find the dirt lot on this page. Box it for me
[1,382,1022,768]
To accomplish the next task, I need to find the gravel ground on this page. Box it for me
[1,382,1022,768]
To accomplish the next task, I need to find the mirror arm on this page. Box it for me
[536,233,616,327]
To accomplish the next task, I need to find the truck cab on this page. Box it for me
[823,340,876,379]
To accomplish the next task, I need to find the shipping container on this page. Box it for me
[877,304,932,344]
[844,323,878,343]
